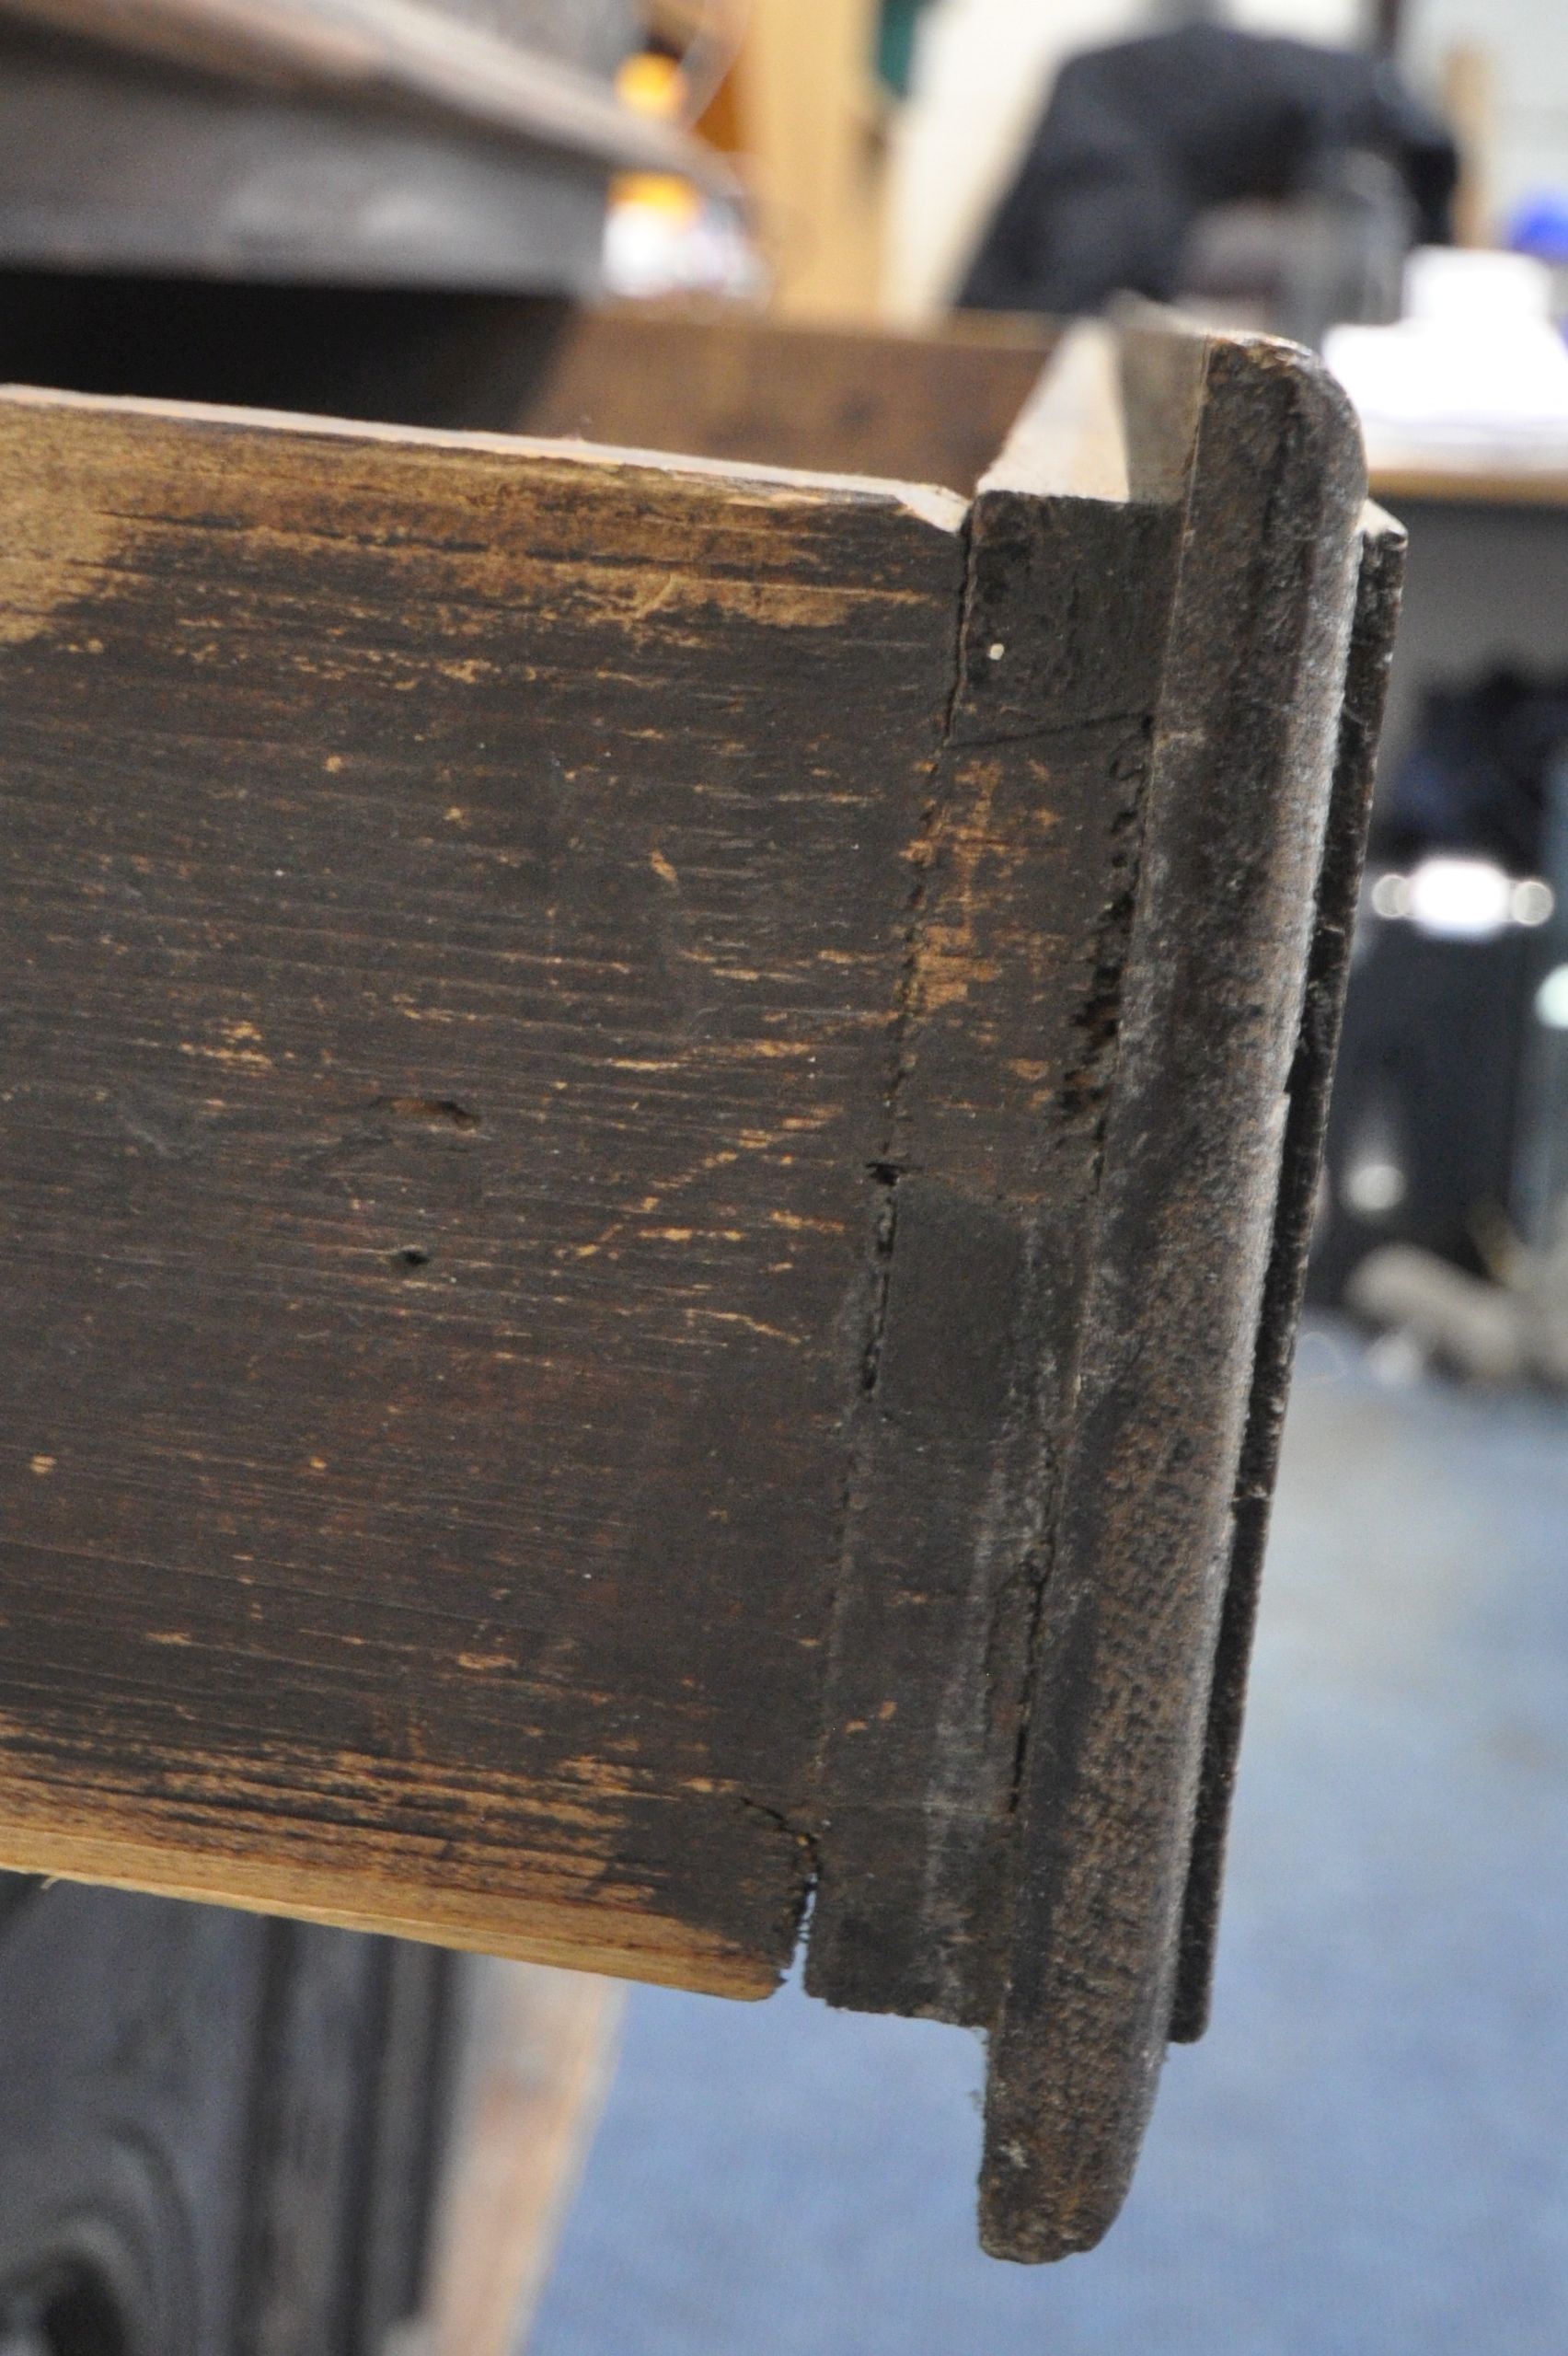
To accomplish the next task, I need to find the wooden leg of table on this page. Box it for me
[416,1962,625,2356]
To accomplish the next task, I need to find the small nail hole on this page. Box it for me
[395,1245,431,1269]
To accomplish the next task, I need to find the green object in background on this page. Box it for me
[878,0,934,98]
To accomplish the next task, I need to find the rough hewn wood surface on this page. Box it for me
[806,329,1189,2028]
[0,318,1390,2262]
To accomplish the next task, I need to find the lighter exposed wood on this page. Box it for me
[423,1963,623,2356]
[0,0,736,187]
[0,379,969,536]
[0,1810,774,1995]
[983,320,1130,505]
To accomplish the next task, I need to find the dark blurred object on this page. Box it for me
[0,268,581,426]
[1311,677,1568,1304]
[0,0,726,292]
[1375,668,1568,874]
[0,1882,455,2356]
[1313,911,1544,1299]
[1178,151,1415,347]
[958,25,1457,322]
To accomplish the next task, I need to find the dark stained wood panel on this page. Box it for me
[1170,502,1407,2046]
[806,446,1186,2027]
[0,387,966,1992]
[513,306,1055,498]
[977,335,1369,2260]
[0,315,1393,2263]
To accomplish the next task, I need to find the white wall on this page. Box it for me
[1403,0,1568,234]
[1228,0,1366,39]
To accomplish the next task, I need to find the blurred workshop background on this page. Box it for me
[1,0,1566,2350]
[528,5,1568,2351]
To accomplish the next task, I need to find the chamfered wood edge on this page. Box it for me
[977,330,1370,2262]
[977,307,1208,511]
[1168,500,1407,2044]
[0,1817,777,1998]
[979,318,1130,503]
[0,378,971,537]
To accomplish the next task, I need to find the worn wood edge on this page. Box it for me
[801,306,1210,2033]
[803,435,1187,2030]
[0,0,737,191]
[1114,304,1212,506]
[977,331,1370,2263]
[419,1961,624,2356]
[0,1819,773,1997]
[1168,499,1406,2044]
[979,319,1130,504]
[976,305,1210,512]
[0,379,971,537]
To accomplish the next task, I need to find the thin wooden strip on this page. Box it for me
[1168,502,1406,2042]
[979,332,1368,2261]
[981,318,1129,503]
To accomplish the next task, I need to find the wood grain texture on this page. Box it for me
[513,305,1055,499]
[0,387,965,1996]
[1169,502,1407,2044]
[978,329,1369,2260]
[0,317,1393,2265]
[807,328,1187,2027]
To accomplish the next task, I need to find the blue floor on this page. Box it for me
[528,1324,1568,2356]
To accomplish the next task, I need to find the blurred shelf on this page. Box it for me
[1368,446,1568,508]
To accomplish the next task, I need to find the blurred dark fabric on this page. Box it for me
[1377,669,1568,874]
[958,25,1457,316]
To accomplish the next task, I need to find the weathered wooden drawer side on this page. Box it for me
[0,317,1393,2261]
